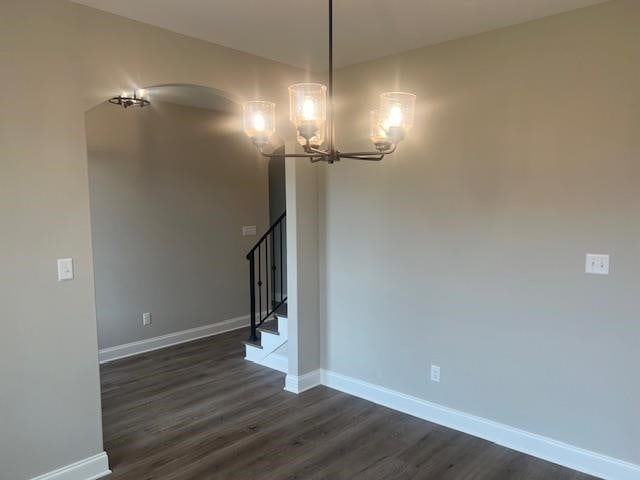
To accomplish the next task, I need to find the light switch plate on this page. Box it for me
[57,258,74,281]
[242,225,257,236]
[585,254,609,275]
[430,365,441,383]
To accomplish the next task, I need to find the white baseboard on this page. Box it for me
[284,369,321,394]
[321,369,640,480]
[99,315,250,364]
[30,452,110,480]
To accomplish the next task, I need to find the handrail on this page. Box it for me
[247,212,287,341]
[246,210,287,259]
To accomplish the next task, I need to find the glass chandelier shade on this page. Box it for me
[243,101,276,146]
[289,83,327,146]
[378,92,416,143]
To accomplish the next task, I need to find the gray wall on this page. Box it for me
[322,0,640,465]
[0,1,307,478]
[87,100,269,350]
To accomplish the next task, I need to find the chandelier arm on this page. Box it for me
[284,153,326,159]
[302,138,332,159]
[339,154,385,161]
[305,144,331,156]
[338,144,397,158]
[339,151,387,157]
[258,146,322,159]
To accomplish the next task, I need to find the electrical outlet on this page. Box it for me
[430,364,441,383]
[142,312,152,326]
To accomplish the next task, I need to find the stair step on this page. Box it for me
[276,316,288,337]
[257,327,279,336]
[260,330,284,352]
[242,340,263,350]
[243,302,288,371]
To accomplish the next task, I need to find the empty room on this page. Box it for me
[1,1,638,479]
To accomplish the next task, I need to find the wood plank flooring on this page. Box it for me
[100,327,599,480]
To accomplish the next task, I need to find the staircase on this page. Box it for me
[243,212,288,373]
[243,304,288,372]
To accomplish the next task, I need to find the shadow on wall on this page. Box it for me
[86,83,272,352]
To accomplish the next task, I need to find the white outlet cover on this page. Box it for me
[585,254,610,275]
[142,312,152,326]
[57,258,74,281]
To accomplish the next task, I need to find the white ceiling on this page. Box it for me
[73,0,607,70]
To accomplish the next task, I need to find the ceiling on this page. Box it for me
[73,0,608,70]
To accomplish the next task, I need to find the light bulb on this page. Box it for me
[370,110,390,149]
[253,112,265,132]
[379,92,416,143]
[302,97,316,120]
[388,104,403,127]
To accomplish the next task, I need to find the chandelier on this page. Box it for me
[243,0,416,164]
[109,89,150,109]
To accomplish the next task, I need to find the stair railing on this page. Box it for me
[247,211,286,341]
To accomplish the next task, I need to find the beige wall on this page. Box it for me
[322,0,640,465]
[0,1,306,478]
[285,153,321,379]
[87,100,269,350]
[0,2,104,479]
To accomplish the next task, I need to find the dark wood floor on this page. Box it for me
[100,328,599,480]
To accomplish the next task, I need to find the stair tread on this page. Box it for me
[242,340,263,349]
[257,327,279,336]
